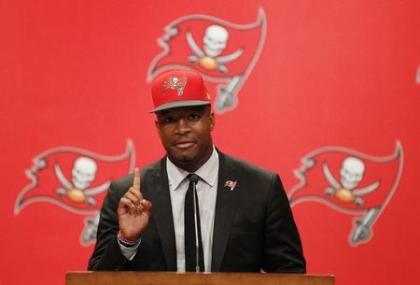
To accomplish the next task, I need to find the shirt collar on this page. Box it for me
[167,147,219,191]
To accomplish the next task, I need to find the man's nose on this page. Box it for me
[174,118,191,134]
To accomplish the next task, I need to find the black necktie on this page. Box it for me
[184,173,205,272]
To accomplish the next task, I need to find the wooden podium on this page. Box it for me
[66,272,334,285]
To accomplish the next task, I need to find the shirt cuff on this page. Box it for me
[117,233,141,261]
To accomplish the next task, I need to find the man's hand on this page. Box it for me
[117,168,152,241]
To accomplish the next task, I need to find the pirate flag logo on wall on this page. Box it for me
[288,141,403,246]
[147,8,266,113]
[14,140,136,246]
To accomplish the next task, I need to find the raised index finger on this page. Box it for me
[133,168,141,193]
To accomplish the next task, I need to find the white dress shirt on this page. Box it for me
[167,147,219,272]
[119,148,219,273]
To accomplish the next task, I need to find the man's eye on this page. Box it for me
[188,113,201,121]
[161,116,175,124]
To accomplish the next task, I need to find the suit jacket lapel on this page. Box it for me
[148,158,177,271]
[212,151,238,271]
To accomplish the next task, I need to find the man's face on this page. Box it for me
[155,105,215,172]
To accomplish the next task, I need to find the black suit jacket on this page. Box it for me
[88,151,306,272]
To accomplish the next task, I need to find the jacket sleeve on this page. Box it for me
[262,174,306,273]
[87,181,131,270]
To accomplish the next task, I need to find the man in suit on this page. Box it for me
[88,69,306,273]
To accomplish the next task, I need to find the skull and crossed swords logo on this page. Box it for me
[323,156,380,206]
[54,156,109,206]
[186,25,243,74]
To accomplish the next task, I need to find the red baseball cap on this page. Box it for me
[150,69,211,112]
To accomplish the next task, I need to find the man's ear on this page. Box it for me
[209,112,215,131]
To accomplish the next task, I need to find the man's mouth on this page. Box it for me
[174,140,196,149]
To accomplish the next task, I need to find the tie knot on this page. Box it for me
[188,173,200,184]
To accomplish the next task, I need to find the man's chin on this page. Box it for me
[168,152,195,165]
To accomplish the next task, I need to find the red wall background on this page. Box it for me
[1,1,419,285]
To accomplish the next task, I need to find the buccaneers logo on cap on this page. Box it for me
[14,140,136,246]
[163,75,188,96]
[288,141,403,246]
[147,8,266,113]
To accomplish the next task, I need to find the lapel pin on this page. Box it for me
[224,180,237,191]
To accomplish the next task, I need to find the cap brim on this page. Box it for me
[150,100,211,113]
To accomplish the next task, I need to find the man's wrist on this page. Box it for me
[117,231,141,247]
